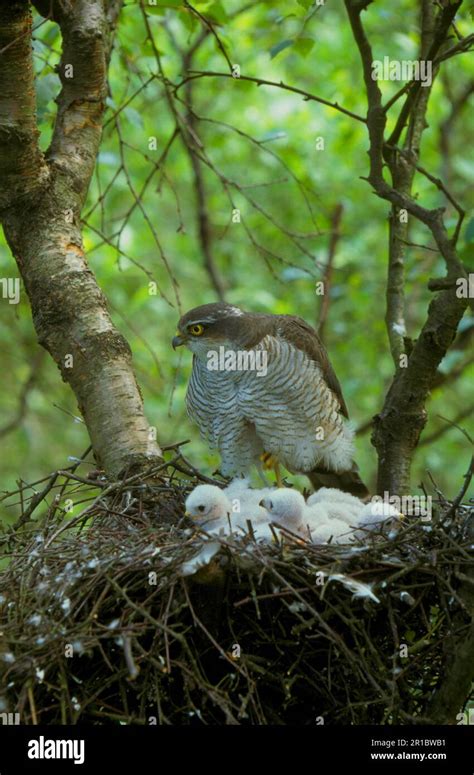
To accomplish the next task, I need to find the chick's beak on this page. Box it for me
[184,510,191,517]
[259,499,265,508]
[172,334,186,350]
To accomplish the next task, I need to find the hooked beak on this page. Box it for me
[172,334,186,350]
[259,499,265,508]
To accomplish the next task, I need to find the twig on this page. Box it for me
[176,71,367,124]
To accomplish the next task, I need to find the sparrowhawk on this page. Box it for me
[172,303,368,498]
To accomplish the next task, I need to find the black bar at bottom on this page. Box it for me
[0,725,472,773]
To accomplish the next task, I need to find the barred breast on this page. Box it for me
[186,335,354,477]
[186,356,263,476]
[239,335,354,474]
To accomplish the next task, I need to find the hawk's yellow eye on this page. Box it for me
[189,324,204,336]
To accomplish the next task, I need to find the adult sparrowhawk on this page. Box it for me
[172,303,368,498]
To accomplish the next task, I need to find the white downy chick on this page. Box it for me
[260,489,353,545]
[185,482,269,536]
[356,501,402,534]
[307,487,364,527]
[305,501,354,544]
[307,487,364,509]
[308,517,354,545]
[259,489,307,536]
[185,485,233,535]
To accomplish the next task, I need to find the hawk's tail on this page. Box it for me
[307,461,370,501]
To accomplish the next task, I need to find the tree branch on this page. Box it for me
[181,43,226,299]
[0,1,49,209]
[176,71,367,124]
[46,1,108,201]
[418,405,474,447]
[384,0,436,367]
[387,1,463,147]
[344,0,470,495]
[0,0,163,480]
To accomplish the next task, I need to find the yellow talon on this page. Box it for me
[260,452,283,487]
[260,451,277,469]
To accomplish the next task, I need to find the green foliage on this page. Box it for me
[0,0,472,520]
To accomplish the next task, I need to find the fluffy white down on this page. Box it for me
[357,501,402,530]
[185,484,401,545]
[307,487,364,510]
[260,489,354,544]
[185,485,234,535]
[260,489,307,534]
[184,481,270,536]
[223,477,274,525]
[322,501,364,527]
[309,518,353,545]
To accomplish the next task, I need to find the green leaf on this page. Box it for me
[294,37,315,57]
[269,39,294,59]
[179,9,198,32]
[205,1,228,24]
[297,0,314,8]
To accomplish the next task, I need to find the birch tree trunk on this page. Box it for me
[0,1,162,479]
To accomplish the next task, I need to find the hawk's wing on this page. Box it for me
[273,316,350,419]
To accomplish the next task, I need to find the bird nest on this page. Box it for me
[0,457,473,725]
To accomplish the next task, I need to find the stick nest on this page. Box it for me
[1,459,473,725]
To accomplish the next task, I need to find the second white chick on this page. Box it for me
[307,487,364,509]
[307,487,364,526]
[260,489,352,545]
[356,501,402,534]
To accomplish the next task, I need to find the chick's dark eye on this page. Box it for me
[269,501,273,510]
[189,324,204,336]
[198,504,205,512]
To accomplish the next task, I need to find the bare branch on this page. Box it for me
[344,0,470,495]
[181,45,226,299]
[176,71,367,124]
[183,1,233,72]
[419,406,474,447]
